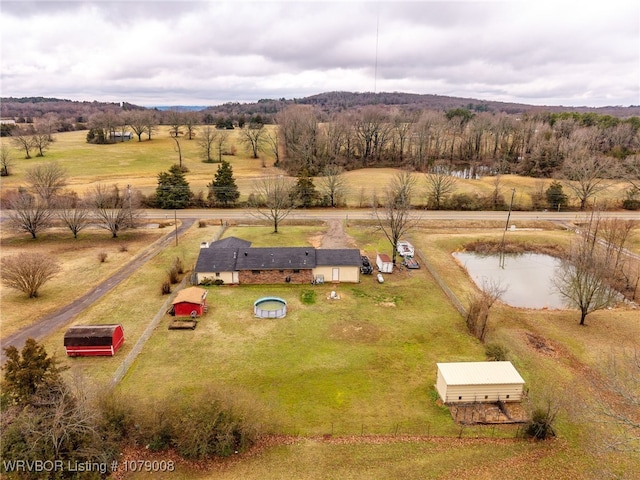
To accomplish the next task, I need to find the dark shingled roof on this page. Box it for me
[64,324,121,346]
[209,236,252,249]
[194,237,361,273]
[195,248,239,272]
[235,247,316,270]
[315,249,362,266]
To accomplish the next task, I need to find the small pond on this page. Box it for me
[452,252,567,309]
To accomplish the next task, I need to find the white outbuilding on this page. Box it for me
[435,361,525,404]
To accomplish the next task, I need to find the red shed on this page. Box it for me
[64,324,124,357]
[171,286,208,317]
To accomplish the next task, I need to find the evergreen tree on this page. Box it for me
[155,164,192,209]
[1,338,65,406]
[546,181,568,210]
[291,172,319,208]
[208,160,240,206]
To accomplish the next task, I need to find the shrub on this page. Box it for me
[167,266,180,284]
[119,244,128,253]
[98,252,108,263]
[161,280,171,295]
[173,257,184,275]
[485,343,509,361]
[198,220,208,228]
[300,289,316,305]
[525,406,557,440]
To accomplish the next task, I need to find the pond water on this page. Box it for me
[452,252,567,309]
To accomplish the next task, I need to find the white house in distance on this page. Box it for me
[435,361,525,404]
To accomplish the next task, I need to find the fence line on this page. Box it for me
[275,421,526,440]
[412,241,468,318]
[110,224,227,387]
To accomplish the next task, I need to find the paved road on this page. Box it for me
[142,208,640,222]
[0,219,195,363]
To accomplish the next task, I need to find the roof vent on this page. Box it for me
[305,251,309,256]
[244,252,248,256]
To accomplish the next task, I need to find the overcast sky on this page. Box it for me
[1,0,639,107]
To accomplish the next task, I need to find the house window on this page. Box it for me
[215,272,220,278]
[484,395,488,399]
[279,270,284,273]
[458,396,462,400]
[293,269,300,273]
[506,395,510,399]
[252,270,261,274]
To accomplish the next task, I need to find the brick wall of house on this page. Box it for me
[238,269,313,285]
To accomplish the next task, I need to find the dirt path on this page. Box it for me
[0,219,196,363]
[319,219,358,249]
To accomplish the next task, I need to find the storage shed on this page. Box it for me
[376,253,393,273]
[171,286,208,317]
[64,324,124,356]
[435,361,525,404]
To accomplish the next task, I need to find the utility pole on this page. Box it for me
[499,188,516,268]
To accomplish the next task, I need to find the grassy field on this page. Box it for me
[0,129,633,208]
[1,129,639,478]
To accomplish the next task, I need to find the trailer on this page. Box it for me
[376,253,393,273]
[397,241,414,258]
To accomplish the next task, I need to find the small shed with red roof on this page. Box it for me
[171,286,208,317]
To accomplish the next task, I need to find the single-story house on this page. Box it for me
[171,286,208,317]
[194,236,361,285]
[435,361,525,404]
[64,324,125,357]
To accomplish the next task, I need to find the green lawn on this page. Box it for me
[118,228,482,437]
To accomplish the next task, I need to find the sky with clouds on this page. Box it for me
[1,0,639,107]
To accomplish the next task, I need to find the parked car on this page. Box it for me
[403,257,420,269]
[361,255,373,274]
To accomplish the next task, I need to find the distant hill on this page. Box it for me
[2,92,639,121]
[202,91,640,118]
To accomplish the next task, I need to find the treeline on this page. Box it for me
[272,104,640,176]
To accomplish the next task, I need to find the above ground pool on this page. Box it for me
[254,297,287,318]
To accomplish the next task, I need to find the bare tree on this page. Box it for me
[166,111,184,138]
[182,112,198,140]
[1,145,14,176]
[31,130,53,156]
[553,213,619,325]
[242,122,266,161]
[25,162,68,206]
[7,192,53,239]
[144,112,158,140]
[424,161,457,209]
[264,130,280,166]
[559,152,617,210]
[198,125,217,162]
[1,252,61,298]
[465,279,507,342]
[11,128,36,158]
[318,164,348,208]
[591,349,640,453]
[198,126,228,163]
[214,129,230,164]
[373,171,420,265]
[124,110,149,142]
[56,197,91,239]
[40,112,60,140]
[250,175,296,233]
[90,184,140,238]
